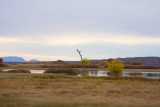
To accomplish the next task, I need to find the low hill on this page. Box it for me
[116,57,160,65]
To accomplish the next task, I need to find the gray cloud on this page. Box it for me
[0,0,160,60]
[0,0,160,36]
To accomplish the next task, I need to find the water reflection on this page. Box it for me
[29,70,45,74]
[88,71,160,79]
[89,71,108,77]
[1,69,160,79]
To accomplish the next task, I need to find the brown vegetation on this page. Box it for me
[44,68,80,75]
[0,73,160,107]
[125,65,160,69]
[6,69,30,73]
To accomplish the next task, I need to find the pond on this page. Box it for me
[1,69,160,79]
[87,71,160,79]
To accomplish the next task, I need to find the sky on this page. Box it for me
[0,0,160,61]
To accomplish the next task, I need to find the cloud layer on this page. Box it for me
[0,0,160,60]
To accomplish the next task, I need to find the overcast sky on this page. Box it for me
[0,0,160,61]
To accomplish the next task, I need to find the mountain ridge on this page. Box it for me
[1,56,39,62]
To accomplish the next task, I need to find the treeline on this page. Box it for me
[124,62,160,69]
[0,58,9,67]
[125,65,160,69]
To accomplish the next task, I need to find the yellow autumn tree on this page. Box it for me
[81,58,89,65]
[108,60,125,75]
[101,61,109,67]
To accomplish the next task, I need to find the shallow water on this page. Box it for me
[29,70,45,73]
[87,71,160,79]
[1,69,160,79]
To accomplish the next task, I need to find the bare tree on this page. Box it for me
[76,49,86,75]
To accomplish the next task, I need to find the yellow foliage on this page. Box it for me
[108,60,125,75]
[81,58,89,65]
[101,61,109,66]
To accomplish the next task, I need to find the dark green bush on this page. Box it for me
[7,69,30,73]
[44,68,80,75]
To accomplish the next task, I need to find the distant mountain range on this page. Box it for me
[2,56,39,62]
[1,56,160,65]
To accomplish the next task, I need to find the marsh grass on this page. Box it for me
[44,68,80,75]
[147,73,160,76]
[0,73,160,107]
[128,72,142,75]
[6,69,30,73]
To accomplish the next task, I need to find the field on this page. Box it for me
[0,73,160,107]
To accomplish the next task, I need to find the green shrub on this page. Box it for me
[44,68,80,75]
[7,69,30,73]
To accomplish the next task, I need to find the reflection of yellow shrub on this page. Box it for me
[108,60,125,75]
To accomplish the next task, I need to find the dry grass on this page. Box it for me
[44,68,80,75]
[147,73,160,77]
[128,72,142,75]
[0,73,160,107]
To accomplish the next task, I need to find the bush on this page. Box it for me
[7,69,30,73]
[108,60,125,75]
[0,63,10,67]
[44,68,80,75]
[81,58,89,65]
[0,58,3,64]
[101,61,109,67]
